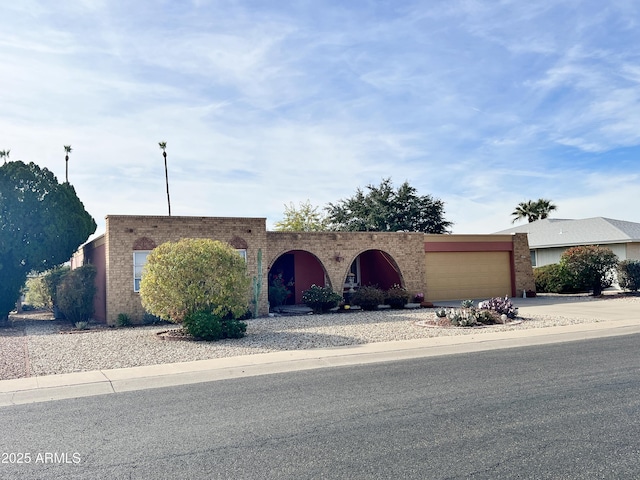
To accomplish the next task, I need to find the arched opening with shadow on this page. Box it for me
[343,249,404,298]
[268,250,331,307]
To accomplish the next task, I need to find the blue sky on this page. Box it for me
[2,0,640,237]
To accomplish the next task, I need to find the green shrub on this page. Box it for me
[435,308,447,318]
[74,321,89,330]
[140,238,251,323]
[385,284,410,309]
[268,274,291,308]
[447,309,477,327]
[534,264,580,293]
[476,309,499,324]
[183,310,247,341]
[56,265,96,323]
[142,312,163,325]
[617,260,640,292]
[301,285,342,313]
[24,275,50,309]
[183,310,222,340]
[221,318,247,339]
[460,299,475,308]
[116,313,132,327]
[351,285,385,310]
[560,246,618,296]
[44,266,70,311]
[24,266,70,311]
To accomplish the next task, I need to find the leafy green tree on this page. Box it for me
[139,238,251,323]
[560,246,618,296]
[512,198,557,223]
[325,178,452,233]
[617,260,640,292]
[274,200,327,231]
[0,161,96,325]
[24,275,50,308]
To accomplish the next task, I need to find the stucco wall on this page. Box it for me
[534,243,631,268]
[625,242,640,260]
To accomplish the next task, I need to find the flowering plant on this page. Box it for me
[385,284,410,309]
[302,285,342,314]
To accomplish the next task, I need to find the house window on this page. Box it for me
[237,249,247,262]
[133,251,150,292]
[530,250,537,267]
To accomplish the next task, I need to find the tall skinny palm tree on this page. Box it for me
[158,141,171,216]
[64,145,72,183]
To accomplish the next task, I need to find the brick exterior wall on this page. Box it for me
[266,231,426,298]
[104,215,268,325]
[75,215,536,324]
[512,232,536,296]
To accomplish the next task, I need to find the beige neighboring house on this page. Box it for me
[496,217,640,268]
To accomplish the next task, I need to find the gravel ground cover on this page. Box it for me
[2,295,638,380]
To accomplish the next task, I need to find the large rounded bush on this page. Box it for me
[140,238,251,323]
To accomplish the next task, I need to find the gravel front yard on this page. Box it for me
[2,295,638,380]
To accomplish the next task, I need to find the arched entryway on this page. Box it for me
[268,250,330,307]
[344,249,404,295]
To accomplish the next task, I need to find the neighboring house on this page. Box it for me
[71,215,535,325]
[496,217,640,268]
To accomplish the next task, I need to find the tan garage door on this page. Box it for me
[425,251,512,302]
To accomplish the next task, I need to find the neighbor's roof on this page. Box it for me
[495,217,640,248]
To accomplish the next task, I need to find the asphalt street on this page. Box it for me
[1,333,639,479]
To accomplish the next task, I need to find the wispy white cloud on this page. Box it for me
[2,0,640,239]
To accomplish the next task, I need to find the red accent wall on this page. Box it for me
[424,241,513,252]
[72,241,107,323]
[293,250,325,303]
[360,250,401,290]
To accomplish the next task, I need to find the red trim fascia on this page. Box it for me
[424,241,514,253]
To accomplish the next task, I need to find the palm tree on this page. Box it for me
[512,198,557,223]
[534,198,557,220]
[0,149,9,164]
[64,145,72,183]
[158,141,171,216]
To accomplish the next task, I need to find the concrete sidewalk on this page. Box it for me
[1,296,639,407]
